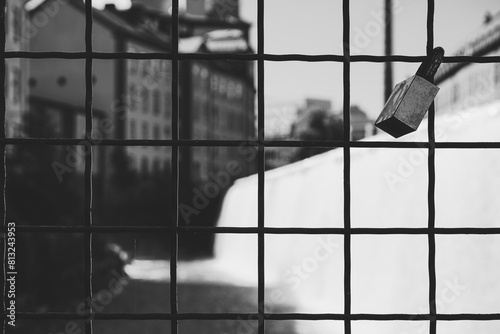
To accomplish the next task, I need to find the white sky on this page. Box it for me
[97,0,500,118]
[238,0,500,118]
[89,0,132,9]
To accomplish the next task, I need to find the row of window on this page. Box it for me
[128,119,171,140]
[450,65,497,107]
[5,64,23,106]
[130,155,170,176]
[7,4,24,45]
[128,84,171,116]
[192,64,245,100]
[129,58,171,79]
[192,97,250,131]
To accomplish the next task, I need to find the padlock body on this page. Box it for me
[375,75,439,138]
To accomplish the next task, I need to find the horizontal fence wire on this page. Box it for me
[6,226,500,234]
[4,52,500,63]
[0,138,500,149]
[2,138,500,149]
[9,312,500,321]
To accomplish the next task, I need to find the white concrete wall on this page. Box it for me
[215,101,500,334]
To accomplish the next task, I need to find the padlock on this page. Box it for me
[375,47,445,138]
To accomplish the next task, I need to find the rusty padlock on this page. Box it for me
[375,47,445,138]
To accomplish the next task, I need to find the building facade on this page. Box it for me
[6,0,30,138]
[27,0,173,178]
[26,0,255,185]
[435,12,500,113]
[179,29,255,183]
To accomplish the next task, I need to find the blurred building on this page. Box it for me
[350,105,373,141]
[25,0,255,185]
[303,98,332,114]
[133,0,240,22]
[131,0,172,13]
[27,0,173,179]
[435,11,500,113]
[179,29,255,183]
[263,100,300,170]
[265,99,373,169]
[5,0,30,138]
[123,2,256,184]
[266,99,335,170]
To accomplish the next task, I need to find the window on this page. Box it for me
[153,124,160,140]
[129,59,138,75]
[151,59,160,73]
[12,66,20,104]
[12,5,20,43]
[129,84,138,110]
[142,59,151,77]
[153,89,160,115]
[5,4,8,37]
[164,93,170,119]
[164,125,170,139]
[129,119,136,139]
[142,87,150,113]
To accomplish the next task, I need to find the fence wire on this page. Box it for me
[2,1,500,334]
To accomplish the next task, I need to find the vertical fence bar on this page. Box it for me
[257,0,265,332]
[170,0,180,333]
[384,0,393,101]
[426,1,437,334]
[84,0,94,333]
[1,0,6,333]
[342,0,351,333]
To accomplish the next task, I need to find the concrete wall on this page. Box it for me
[215,101,500,333]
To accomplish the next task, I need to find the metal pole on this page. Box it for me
[384,0,393,101]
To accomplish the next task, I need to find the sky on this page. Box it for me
[238,0,500,118]
[94,0,500,118]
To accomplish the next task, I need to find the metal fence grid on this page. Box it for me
[3,0,500,334]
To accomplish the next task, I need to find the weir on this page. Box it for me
[214,101,500,333]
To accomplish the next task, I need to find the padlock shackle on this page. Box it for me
[416,47,445,82]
